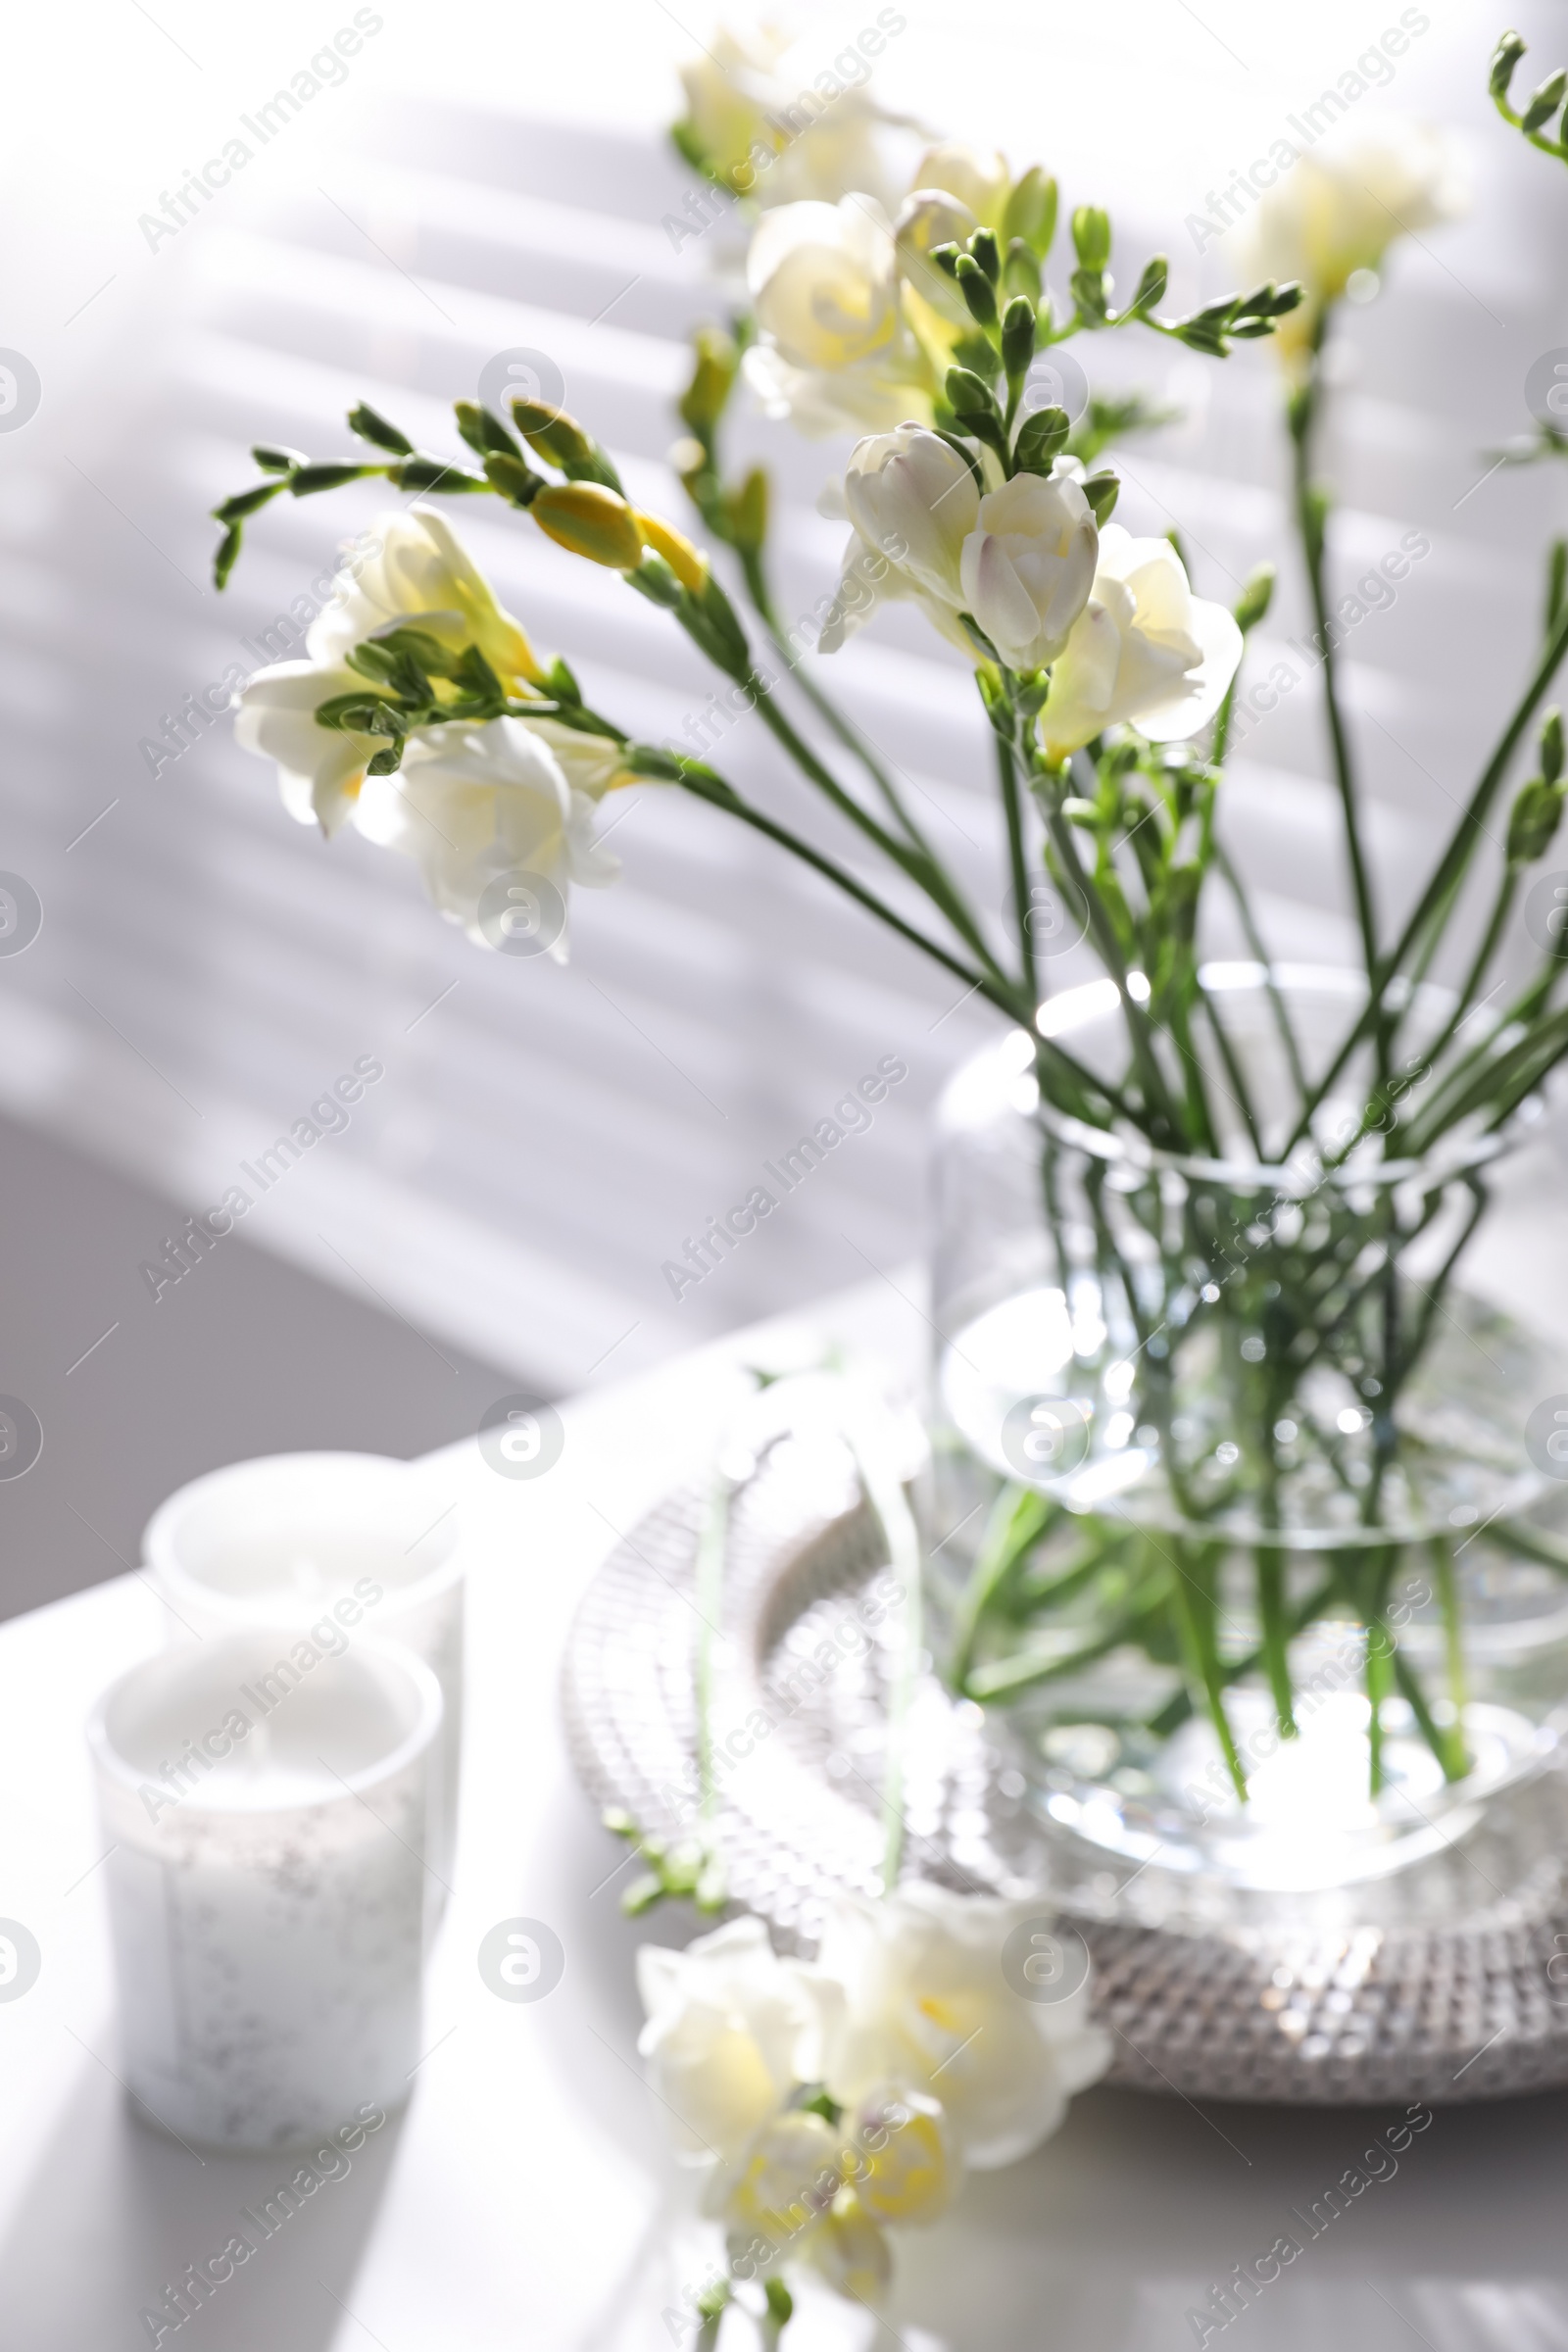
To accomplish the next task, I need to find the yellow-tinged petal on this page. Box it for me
[633,511,709,592]
[532,482,645,571]
[810,2193,893,2304]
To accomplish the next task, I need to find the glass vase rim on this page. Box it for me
[950,960,1521,1196]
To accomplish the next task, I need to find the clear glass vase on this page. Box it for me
[925,967,1568,1893]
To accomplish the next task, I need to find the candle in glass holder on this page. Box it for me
[143,1452,465,1885]
[89,1631,443,2149]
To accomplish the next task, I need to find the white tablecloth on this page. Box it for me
[3,1271,1568,2351]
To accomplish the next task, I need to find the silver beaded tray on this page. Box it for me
[562,1423,1568,2104]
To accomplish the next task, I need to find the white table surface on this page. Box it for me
[4,1266,1568,2352]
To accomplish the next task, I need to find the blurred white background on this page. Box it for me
[1,0,1565,1604]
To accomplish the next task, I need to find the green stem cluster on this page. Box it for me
[207,45,1568,1801]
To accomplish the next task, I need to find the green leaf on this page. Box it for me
[250,444,304,473]
[347,402,415,456]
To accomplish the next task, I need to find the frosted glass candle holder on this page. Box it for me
[143,1452,465,1891]
[88,1632,443,2150]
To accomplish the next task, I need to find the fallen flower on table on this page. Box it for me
[636,1887,1110,2334]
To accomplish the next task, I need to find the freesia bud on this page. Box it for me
[1506,776,1565,864]
[724,467,769,557]
[512,401,596,470]
[679,325,740,436]
[633,510,709,591]
[1071,206,1111,270]
[532,482,645,570]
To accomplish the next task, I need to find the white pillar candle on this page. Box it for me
[89,1632,443,2150]
[143,1453,465,1888]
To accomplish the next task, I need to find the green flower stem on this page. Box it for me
[1494,1518,1568,1573]
[1365,1607,1395,1794]
[735,663,1014,991]
[964,1575,1170,1701]
[1286,592,1568,1152]
[950,1484,1054,1690]
[1289,335,1383,1071]
[1166,1543,1248,1800]
[1389,1651,1465,1783]
[737,545,935,855]
[1038,788,1186,1142]
[1429,1535,1470,1775]
[1255,1543,1298,1739]
[1197,992,1264,1158]
[668,762,1024,1020]
[1145,1574,1338,1740]
[1386,865,1523,1142]
[1211,842,1309,1106]
[996,730,1039,1005]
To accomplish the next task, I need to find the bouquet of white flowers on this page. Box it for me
[206,20,1568,2328]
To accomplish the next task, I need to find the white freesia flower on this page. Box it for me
[960,470,1099,670]
[845,423,978,605]
[894,187,980,329]
[234,507,545,837]
[743,197,931,435]
[819,426,1100,671]
[308,505,542,689]
[678,24,902,209]
[816,1883,1110,2169]
[352,717,617,958]
[637,1916,838,2166]
[1036,524,1243,762]
[908,141,1010,225]
[818,422,979,655]
[1232,120,1468,356]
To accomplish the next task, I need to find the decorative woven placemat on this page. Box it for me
[562,1427,1568,2104]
